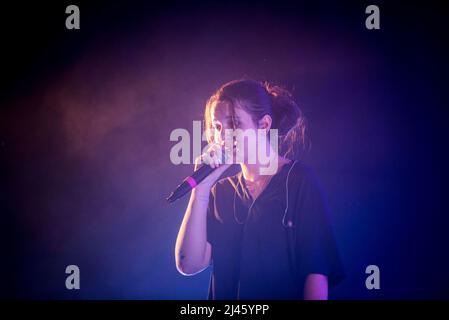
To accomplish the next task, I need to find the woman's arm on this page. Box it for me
[174,150,231,276]
[175,188,213,275]
[303,274,328,300]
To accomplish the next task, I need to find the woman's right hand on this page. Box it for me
[193,143,232,192]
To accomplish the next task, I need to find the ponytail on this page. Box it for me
[264,82,310,160]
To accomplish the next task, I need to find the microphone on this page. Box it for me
[166,150,228,203]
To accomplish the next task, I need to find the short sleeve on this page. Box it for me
[295,171,345,287]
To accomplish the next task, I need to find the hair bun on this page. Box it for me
[264,82,309,159]
[264,83,300,135]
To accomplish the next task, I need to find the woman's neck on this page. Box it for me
[240,153,290,182]
[240,163,264,182]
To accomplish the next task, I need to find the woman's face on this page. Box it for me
[210,100,261,164]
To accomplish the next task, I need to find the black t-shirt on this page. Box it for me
[206,160,345,300]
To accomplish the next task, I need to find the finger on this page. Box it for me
[200,152,214,169]
[213,143,223,157]
[211,154,220,168]
[208,143,222,156]
[216,152,223,165]
[208,153,218,168]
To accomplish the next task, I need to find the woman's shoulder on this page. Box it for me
[287,160,327,196]
[289,159,320,182]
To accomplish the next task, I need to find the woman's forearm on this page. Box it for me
[175,187,212,275]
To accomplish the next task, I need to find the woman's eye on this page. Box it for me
[215,123,222,131]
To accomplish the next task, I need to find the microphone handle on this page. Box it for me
[166,163,216,203]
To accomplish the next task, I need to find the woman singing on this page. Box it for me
[175,79,344,300]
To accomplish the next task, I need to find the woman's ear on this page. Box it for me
[258,114,272,132]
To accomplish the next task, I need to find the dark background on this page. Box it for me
[1,0,448,299]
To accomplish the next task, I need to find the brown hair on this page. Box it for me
[203,78,309,160]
